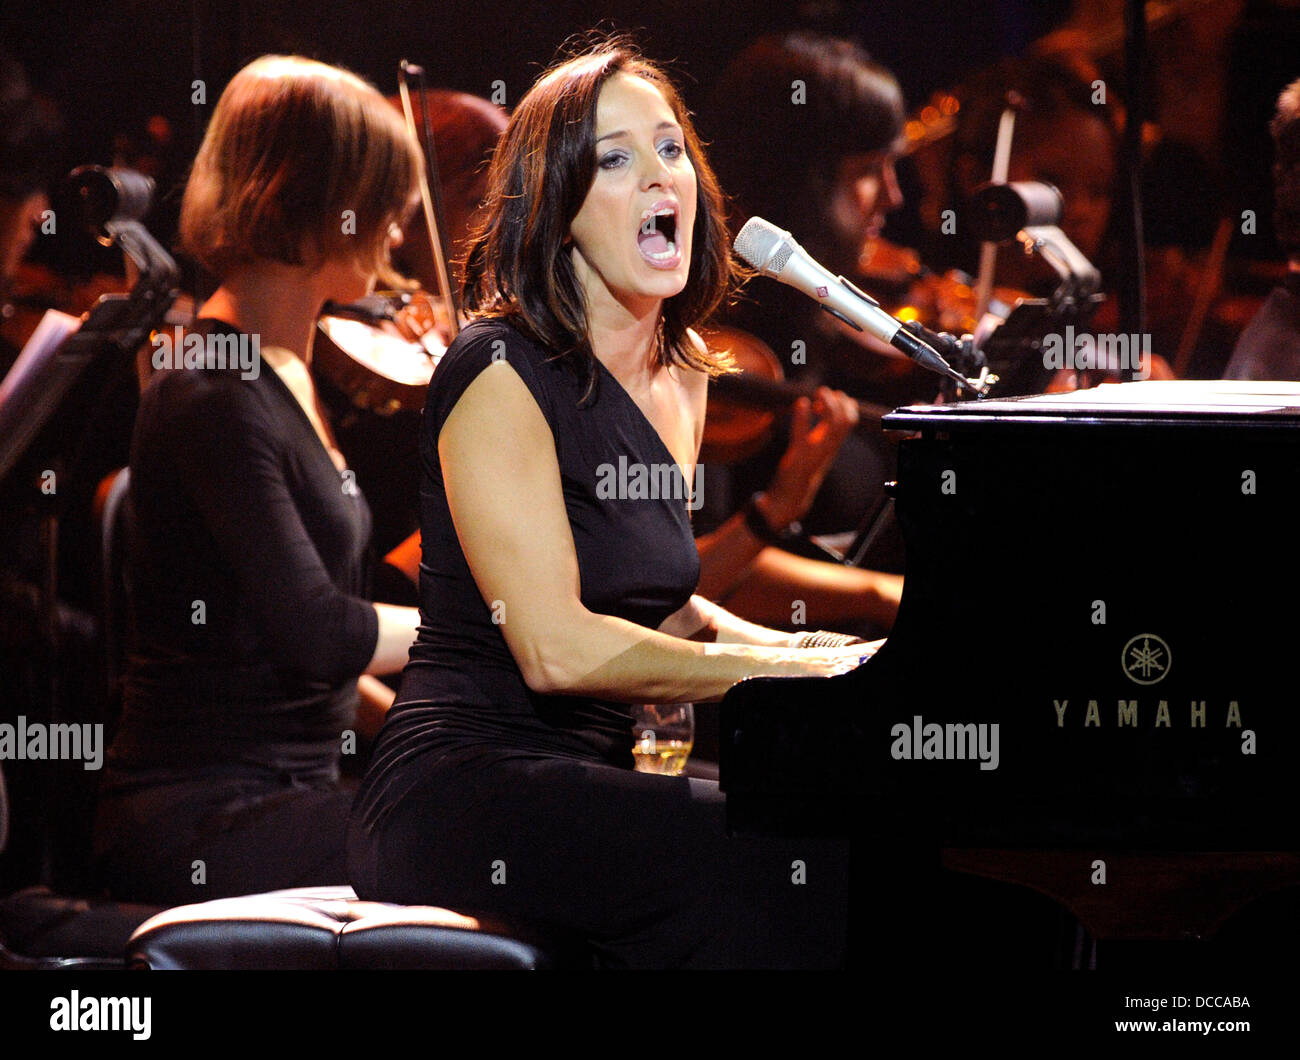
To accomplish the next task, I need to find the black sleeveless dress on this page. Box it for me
[347,318,848,969]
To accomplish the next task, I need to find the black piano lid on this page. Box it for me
[883,379,1300,432]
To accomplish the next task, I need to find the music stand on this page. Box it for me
[0,167,176,885]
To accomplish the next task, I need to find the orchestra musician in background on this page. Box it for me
[92,56,423,905]
[1223,75,1300,380]
[695,32,918,621]
[939,54,1120,293]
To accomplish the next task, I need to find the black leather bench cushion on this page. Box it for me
[128,887,585,970]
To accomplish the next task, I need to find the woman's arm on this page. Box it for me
[657,594,797,647]
[159,375,417,682]
[695,387,856,600]
[716,548,902,631]
[355,673,397,739]
[439,360,869,704]
[369,602,420,674]
[692,380,901,633]
[663,347,871,649]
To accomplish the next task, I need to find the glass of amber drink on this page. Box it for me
[630,703,694,776]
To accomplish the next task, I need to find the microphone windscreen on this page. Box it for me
[67,165,154,231]
[734,216,793,274]
[968,181,1063,243]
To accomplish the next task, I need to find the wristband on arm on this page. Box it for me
[741,492,801,546]
[792,630,864,649]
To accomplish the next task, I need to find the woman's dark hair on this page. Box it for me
[705,32,905,252]
[462,34,738,396]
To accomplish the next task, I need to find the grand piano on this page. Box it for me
[719,380,1300,958]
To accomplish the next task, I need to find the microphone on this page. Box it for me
[66,165,154,233]
[733,216,984,393]
[967,181,1062,244]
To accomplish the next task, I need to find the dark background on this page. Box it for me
[6,1,1300,286]
[5,1,1068,149]
[1,0,1073,285]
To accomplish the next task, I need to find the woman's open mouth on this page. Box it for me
[636,202,682,268]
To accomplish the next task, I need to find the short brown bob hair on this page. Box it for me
[181,55,423,281]
[462,36,738,393]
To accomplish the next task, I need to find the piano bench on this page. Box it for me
[125,886,591,970]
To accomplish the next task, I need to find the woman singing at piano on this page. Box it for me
[347,36,875,969]
[94,56,423,905]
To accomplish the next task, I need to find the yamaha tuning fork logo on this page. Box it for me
[1122,633,1171,686]
[1051,631,1246,732]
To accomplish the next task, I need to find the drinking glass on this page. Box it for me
[630,703,694,776]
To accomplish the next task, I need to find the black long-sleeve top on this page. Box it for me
[108,321,379,776]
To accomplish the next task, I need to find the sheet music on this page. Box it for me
[1016,380,1300,411]
[0,309,81,405]
[900,380,1300,417]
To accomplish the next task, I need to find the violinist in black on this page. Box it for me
[347,39,873,969]
[93,56,424,905]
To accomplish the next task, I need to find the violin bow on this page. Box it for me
[972,93,1020,324]
[397,59,460,340]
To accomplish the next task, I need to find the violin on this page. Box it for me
[309,59,462,418]
[859,237,1186,391]
[313,288,451,415]
[699,324,890,465]
[858,235,1029,338]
